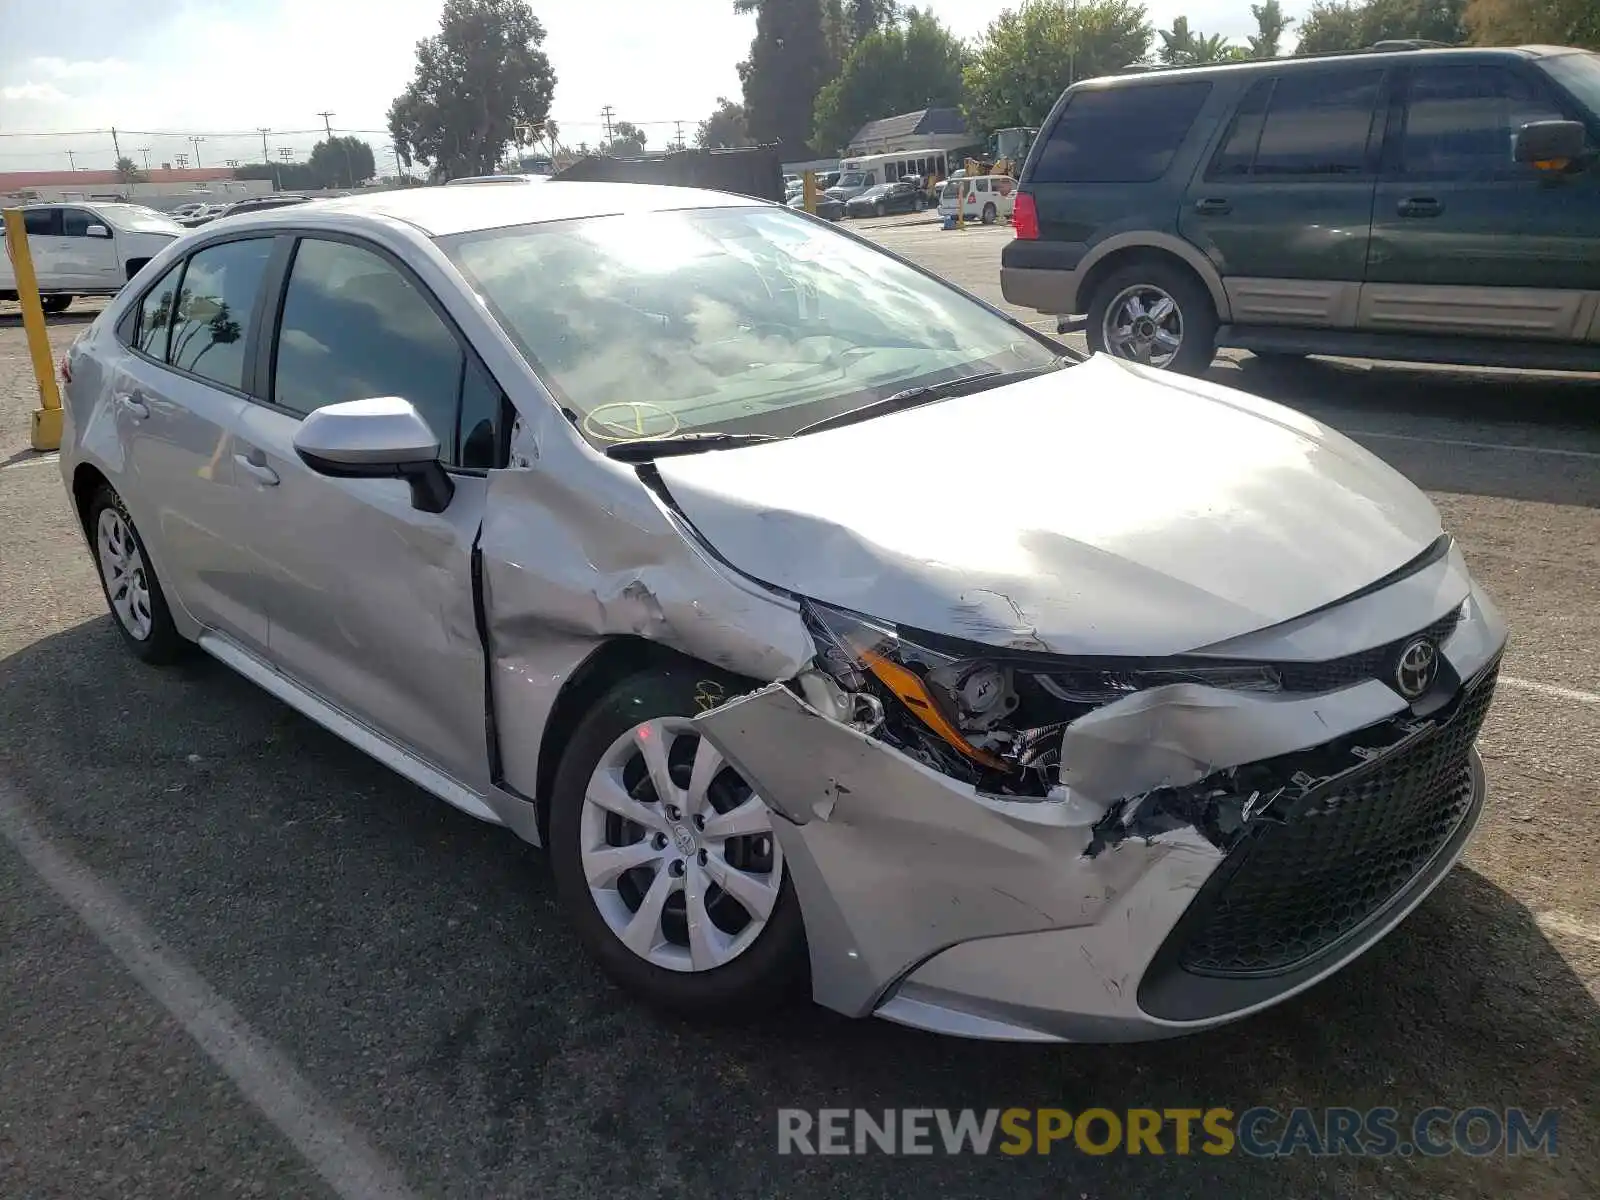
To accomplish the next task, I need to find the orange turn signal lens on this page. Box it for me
[860,649,1008,770]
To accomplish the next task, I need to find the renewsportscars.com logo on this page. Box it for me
[777,1107,1560,1158]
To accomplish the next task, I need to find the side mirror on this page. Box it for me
[85,223,112,238]
[1513,120,1586,169]
[292,397,455,513]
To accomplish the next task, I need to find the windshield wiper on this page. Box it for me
[794,360,1070,437]
[603,432,786,462]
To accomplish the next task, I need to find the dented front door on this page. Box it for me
[234,401,491,788]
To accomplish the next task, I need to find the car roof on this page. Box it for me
[212,181,766,238]
[1078,43,1564,89]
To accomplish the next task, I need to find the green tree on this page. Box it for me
[387,0,557,181]
[1297,0,1466,53]
[1247,0,1294,56]
[1159,16,1243,63]
[1295,0,1366,51]
[606,121,648,156]
[114,156,145,183]
[307,136,376,188]
[1467,0,1599,47]
[964,0,1153,133]
[736,0,839,154]
[812,9,967,152]
[696,97,754,148]
[847,0,898,41]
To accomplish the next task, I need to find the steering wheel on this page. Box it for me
[582,402,681,442]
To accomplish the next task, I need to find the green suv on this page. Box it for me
[1002,44,1600,374]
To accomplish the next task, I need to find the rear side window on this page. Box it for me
[1032,82,1212,184]
[1400,65,1567,179]
[134,263,183,360]
[272,238,471,464]
[1216,69,1383,177]
[166,238,275,391]
[22,209,58,236]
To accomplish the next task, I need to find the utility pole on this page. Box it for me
[317,110,354,188]
[674,120,685,152]
[600,105,616,151]
[111,126,122,162]
[175,152,189,169]
[66,150,77,171]
[137,146,152,170]
[189,136,205,168]
[258,127,277,190]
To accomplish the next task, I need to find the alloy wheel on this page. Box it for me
[1101,283,1184,368]
[96,507,153,641]
[580,718,783,973]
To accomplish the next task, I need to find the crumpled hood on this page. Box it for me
[654,354,1442,656]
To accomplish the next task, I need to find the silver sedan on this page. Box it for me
[58,182,1507,1041]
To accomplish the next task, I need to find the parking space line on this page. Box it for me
[1344,430,1600,461]
[0,776,418,1200]
[1500,675,1600,705]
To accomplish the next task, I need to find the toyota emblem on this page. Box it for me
[1393,638,1439,700]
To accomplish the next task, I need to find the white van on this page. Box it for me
[1,202,184,312]
[937,174,1017,225]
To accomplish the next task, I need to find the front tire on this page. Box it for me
[549,664,808,1018]
[40,294,73,315]
[87,484,186,663]
[981,202,998,225]
[1087,259,1219,376]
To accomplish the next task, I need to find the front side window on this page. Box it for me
[1250,69,1383,176]
[166,238,275,390]
[443,205,1061,446]
[1400,65,1567,179]
[134,262,183,359]
[61,208,95,236]
[1032,81,1213,184]
[272,238,466,461]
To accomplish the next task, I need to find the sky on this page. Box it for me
[0,0,1283,175]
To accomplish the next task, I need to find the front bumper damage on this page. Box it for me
[692,574,1508,1042]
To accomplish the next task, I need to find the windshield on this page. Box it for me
[442,206,1061,445]
[836,171,866,188]
[93,203,183,233]
[1543,52,1600,119]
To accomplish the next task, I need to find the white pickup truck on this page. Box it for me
[1,202,183,313]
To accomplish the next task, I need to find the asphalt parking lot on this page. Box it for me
[1,217,1597,1199]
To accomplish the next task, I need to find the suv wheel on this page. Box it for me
[549,665,808,1018]
[1088,260,1218,375]
[40,295,73,314]
[981,202,998,225]
[87,484,186,663]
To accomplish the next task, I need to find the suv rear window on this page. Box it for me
[1031,81,1212,184]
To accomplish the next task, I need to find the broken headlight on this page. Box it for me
[801,599,1281,796]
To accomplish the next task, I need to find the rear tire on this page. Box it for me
[981,202,998,225]
[1086,258,1219,376]
[549,664,809,1019]
[86,484,186,664]
[40,294,72,314]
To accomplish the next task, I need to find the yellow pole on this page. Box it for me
[956,180,966,230]
[4,208,63,451]
[803,170,818,215]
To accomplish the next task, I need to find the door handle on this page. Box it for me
[234,450,279,487]
[120,391,149,420]
[1398,197,1443,218]
[1194,197,1232,215]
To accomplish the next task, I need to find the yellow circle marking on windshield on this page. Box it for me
[582,402,681,443]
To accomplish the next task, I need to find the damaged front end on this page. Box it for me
[694,584,1507,1041]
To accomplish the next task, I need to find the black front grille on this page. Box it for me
[1276,608,1463,693]
[1169,665,1496,978]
